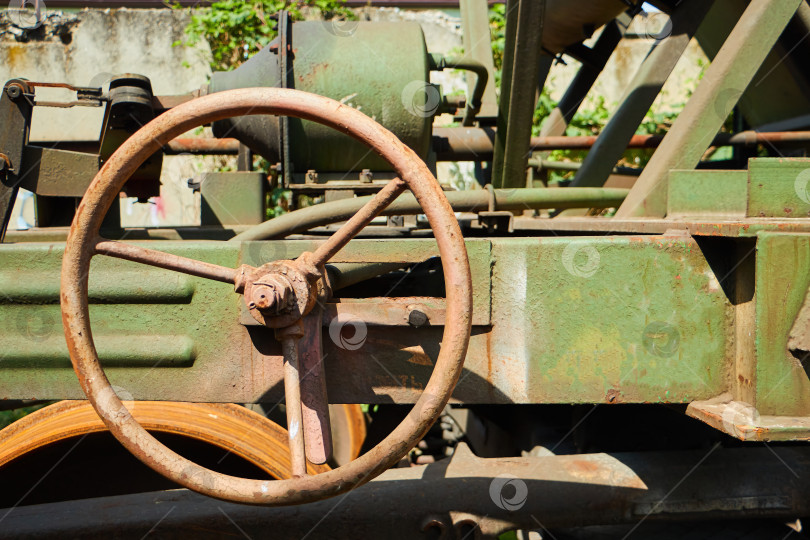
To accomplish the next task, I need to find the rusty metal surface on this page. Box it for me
[299,309,332,465]
[5,444,810,538]
[60,87,472,505]
[278,323,307,478]
[94,240,239,284]
[433,127,810,161]
[0,400,331,477]
[687,397,810,441]
[165,137,240,154]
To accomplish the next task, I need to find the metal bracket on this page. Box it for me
[478,184,513,232]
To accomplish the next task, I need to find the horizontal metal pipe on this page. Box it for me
[232,187,629,242]
[433,127,810,161]
[34,129,809,160]
[5,445,809,537]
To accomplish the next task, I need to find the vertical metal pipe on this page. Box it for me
[280,334,307,477]
[492,0,549,189]
[616,0,803,218]
[460,0,498,119]
[569,0,712,189]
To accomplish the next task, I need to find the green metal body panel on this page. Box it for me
[0,235,737,406]
[200,172,267,226]
[748,158,810,218]
[488,236,730,404]
[667,170,748,218]
[755,232,810,415]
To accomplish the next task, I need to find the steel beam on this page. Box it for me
[570,0,712,189]
[616,0,803,218]
[3,445,810,537]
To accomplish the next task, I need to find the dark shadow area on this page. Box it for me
[0,431,270,508]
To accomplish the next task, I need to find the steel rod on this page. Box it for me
[280,334,307,478]
[299,309,333,465]
[94,240,238,284]
[309,178,406,267]
[432,127,810,161]
[492,0,549,189]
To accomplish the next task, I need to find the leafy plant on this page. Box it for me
[179,0,354,73]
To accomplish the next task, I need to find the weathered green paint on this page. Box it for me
[241,238,493,326]
[486,235,731,404]
[0,241,248,401]
[200,171,267,226]
[747,158,810,218]
[2,233,807,415]
[754,232,810,415]
[667,169,748,218]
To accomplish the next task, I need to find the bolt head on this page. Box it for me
[247,273,294,315]
[408,309,429,327]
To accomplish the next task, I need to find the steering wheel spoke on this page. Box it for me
[309,178,406,268]
[94,239,243,285]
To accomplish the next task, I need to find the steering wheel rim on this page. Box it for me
[61,87,473,505]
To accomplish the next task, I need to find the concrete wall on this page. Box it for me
[2,7,212,228]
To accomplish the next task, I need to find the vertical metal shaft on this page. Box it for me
[570,0,712,189]
[280,333,307,477]
[492,0,549,190]
[616,0,803,218]
[299,308,333,465]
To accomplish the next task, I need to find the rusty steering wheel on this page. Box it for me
[61,88,472,505]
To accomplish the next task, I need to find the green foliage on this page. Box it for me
[179,0,355,73]
[0,403,48,430]
[488,4,506,86]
